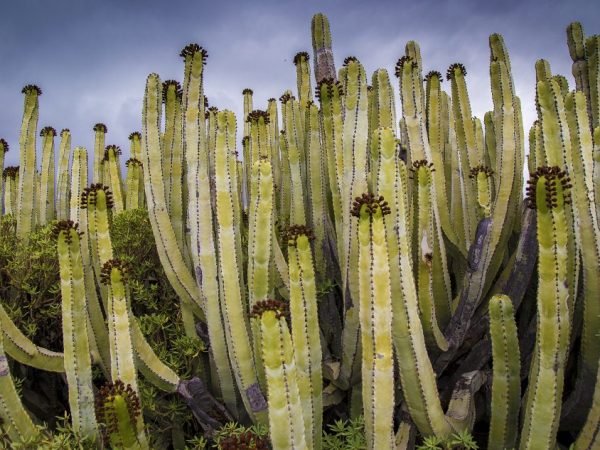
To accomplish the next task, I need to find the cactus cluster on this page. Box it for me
[0,12,599,450]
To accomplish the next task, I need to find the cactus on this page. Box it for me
[487,295,520,450]
[93,123,107,184]
[53,220,98,439]
[16,85,41,239]
[2,167,19,216]
[38,126,56,224]
[56,129,71,220]
[104,145,125,213]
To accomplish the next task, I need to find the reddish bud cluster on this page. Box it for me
[350,192,391,218]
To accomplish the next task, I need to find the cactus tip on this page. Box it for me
[21,84,42,95]
[128,131,141,141]
[446,63,467,80]
[249,299,290,320]
[293,51,310,65]
[40,126,57,137]
[0,139,8,153]
[351,192,391,218]
[94,123,108,133]
[179,43,208,62]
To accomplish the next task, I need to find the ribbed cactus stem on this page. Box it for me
[286,226,323,449]
[0,339,39,442]
[520,167,571,450]
[54,220,99,439]
[16,85,41,239]
[282,96,307,225]
[586,35,599,129]
[38,126,56,224]
[0,140,7,211]
[93,123,107,184]
[251,301,307,450]
[2,167,18,216]
[214,109,267,422]
[104,145,125,213]
[125,158,144,210]
[56,129,71,220]
[70,147,88,223]
[294,52,313,109]
[96,381,147,450]
[487,294,520,450]
[352,193,395,449]
[311,13,336,83]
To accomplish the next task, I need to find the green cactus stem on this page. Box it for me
[285,225,323,449]
[103,145,125,213]
[53,220,99,439]
[16,85,41,239]
[70,147,88,223]
[311,13,337,83]
[96,380,147,450]
[214,109,267,423]
[56,129,71,220]
[250,300,307,450]
[0,139,7,202]
[294,52,313,109]
[125,158,144,210]
[586,35,600,129]
[282,95,307,226]
[92,123,107,184]
[351,193,395,449]
[520,166,571,450]
[38,126,56,224]
[0,335,39,443]
[487,294,520,450]
[2,167,19,216]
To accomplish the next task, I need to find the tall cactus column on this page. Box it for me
[16,85,41,239]
[56,129,71,221]
[38,126,56,224]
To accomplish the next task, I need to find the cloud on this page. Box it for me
[0,0,597,171]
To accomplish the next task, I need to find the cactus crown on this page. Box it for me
[283,224,315,247]
[21,84,42,95]
[247,110,270,124]
[218,430,269,450]
[394,56,415,77]
[351,192,391,218]
[104,145,122,160]
[424,70,443,83]
[162,80,182,101]
[100,259,131,285]
[128,131,141,141]
[80,184,114,209]
[242,136,250,146]
[411,159,436,172]
[95,380,141,442]
[0,139,8,153]
[2,166,19,179]
[446,63,467,80]
[267,97,276,103]
[279,92,295,104]
[250,299,289,319]
[343,56,358,66]
[315,78,344,101]
[94,123,108,133]
[60,128,70,135]
[526,166,572,210]
[469,165,494,179]
[293,51,310,65]
[179,44,208,62]
[242,88,254,96]
[52,220,81,243]
[126,158,142,167]
[40,126,57,137]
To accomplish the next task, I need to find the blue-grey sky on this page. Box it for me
[0,0,598,166]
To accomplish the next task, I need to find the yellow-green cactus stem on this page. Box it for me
[125,158,144,210]
[351,193,394,449]
[267,98,281,195]
[567,22,592,124]
[0,302,64,372]
[279,130,292,229]
[586,35,600,129]
[165,92,185,245]
[2,167,18,216]
[339,56,369,389]
[0,139,7,203]
[38,126,56,224]
[0,334,39,443]
[535,58,553,82]
[469,165,494,217]
[96,380,147,450]
[250,300,307,450]
[553,74,570,97]
[56,129,71,220]
[207,106,219,197]
[247,156,274,389]
[142,73,203,319]
[93,123,107,184]
[405,41,423,81]
[564,91,600,413]
[162,80,181,214]
[53,220,99,439]
[483,111,497,176]
[520,166,572,450]
[104,145,125,213]
[214,109,267,423]
[16,85,41,239]
[487,294,520,450]
[424,70,464,257]
[247,110,271,178]
[294,52,313,109]
[100,259,148,447]
[243,88,253,141]
[369,69,396,184]
[285,225,323,449]
[70,146,88,223]
[316,79,344,250]
[446,63,478,239]
[282,95,307,225]
[576,359,600,449]
[311,13,336,83]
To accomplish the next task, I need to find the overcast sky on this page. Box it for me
[0,0,598,167]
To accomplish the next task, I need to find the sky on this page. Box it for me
[0,0,598,167]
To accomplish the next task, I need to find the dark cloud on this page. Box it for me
[0,0,598,167]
